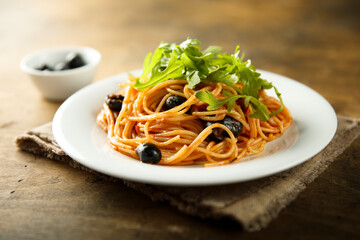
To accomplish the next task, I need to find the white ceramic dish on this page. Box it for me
[20,46,101,101]
[53,70,337,186]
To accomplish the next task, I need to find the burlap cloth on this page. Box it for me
[15,115,360,232]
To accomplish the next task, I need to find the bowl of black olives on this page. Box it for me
[20,46,101,101]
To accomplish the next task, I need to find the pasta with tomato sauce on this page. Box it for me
[97,39,292,167]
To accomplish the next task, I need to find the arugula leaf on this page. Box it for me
[180,50,211,77]
[179,38,202,55]
[195,90,272,121]
[269,86,284,117]
[139,48,163,83]
[133,38,285,121]
[222,91,241,112]
[242,94,271,121]
[158,42,177,53]
[206,66,238,86]
[234,60,261,98]
[259,77,273,89]
[180,53,197,70]
[247,100,271,121]
[186,70,202,89]
[194,91,230,111]
[195,90,244,113]
[135,51,184,90]
[202,45,222,55]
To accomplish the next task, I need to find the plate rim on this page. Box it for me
[52,69,337,186]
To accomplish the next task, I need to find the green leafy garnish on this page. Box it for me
[194,90,271,121]
[134,38,284,121]
[194,90,241,112]
[135,50,184,90]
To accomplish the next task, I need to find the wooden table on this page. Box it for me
[1,0,359,239]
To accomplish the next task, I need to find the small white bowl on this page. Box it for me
[20,46,101,101]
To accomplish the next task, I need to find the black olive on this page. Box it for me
[35,64,53,71]
[135,142,162,164]
[204,121,226,142]
[65,52,86,69]
[106,94,124,112]
[204,116,243,142]
[165,95,187,110]
[53,62,70,71]
[222,116,243,138]
[35,52,85,72]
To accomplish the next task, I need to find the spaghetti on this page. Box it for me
[97,79,292,167]
[97,39,292,167]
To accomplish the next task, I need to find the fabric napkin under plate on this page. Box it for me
[15,115,360,231]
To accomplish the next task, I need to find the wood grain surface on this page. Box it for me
[0,0,359,239]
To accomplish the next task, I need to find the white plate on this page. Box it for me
[53,70,337,186]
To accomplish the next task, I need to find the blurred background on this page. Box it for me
[2,0,359,122]
[1,0,360,239]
